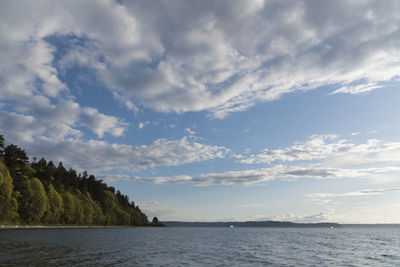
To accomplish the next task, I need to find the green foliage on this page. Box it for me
[115,208,130,225]
[0,134,149,226]
[24,178,49,223]
[62,192,76,224]
[0,161,19,223]
[43,184,63,224]
[72,192,84,224]
[4,144,29,173]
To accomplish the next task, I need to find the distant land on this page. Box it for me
[163,221,342,228]
[342,224,400,228]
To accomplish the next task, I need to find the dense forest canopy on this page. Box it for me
[0,134,148,225]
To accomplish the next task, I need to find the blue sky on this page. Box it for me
[1,0,400,223]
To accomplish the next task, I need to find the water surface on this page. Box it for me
[1,227,399,266]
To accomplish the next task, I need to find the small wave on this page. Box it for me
[381,254,399,259]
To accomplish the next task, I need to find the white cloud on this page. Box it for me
[184,128,196,135]
[0,95,128,142]
[0,36,66,101]
[82,107,127,138]
[238,135,347,164]
[2,1,400,118]
[129,164,399,186]
[100,174,132,183]
[238,135,400,168]
[331,83,382,95]
[112,92,139,113]
[0,0,142,142]
[307,188,400,199]
[0,112,44,143]
[138,121,149,129]
[17,97,82,140]
[25,137,229,173]
[0,97,82,143]
[109,0,400,118]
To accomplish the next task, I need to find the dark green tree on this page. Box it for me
[4,144,31,194]
[0,134,4,157]
[4,144,29,171]
[152,217,159,224]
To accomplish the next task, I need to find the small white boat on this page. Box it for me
[229,225,234,228]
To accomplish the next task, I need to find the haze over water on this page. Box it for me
[1,227,400,266]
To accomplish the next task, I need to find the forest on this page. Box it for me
[0,134,148,226]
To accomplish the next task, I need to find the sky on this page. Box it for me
[1,0,400,223]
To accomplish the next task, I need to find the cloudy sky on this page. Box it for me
[1,0,400,223]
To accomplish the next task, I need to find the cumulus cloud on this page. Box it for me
[0,98,82,144]
[82,107,127,137]
[238,135,400,167]
[2,0,400,118]
[0,112,45,143]
[112,92,139,113]
[24,137,229,173]
[104,0,400,118]
[0,0,137,142]
[238,135,345,164]
[0,95,127,142]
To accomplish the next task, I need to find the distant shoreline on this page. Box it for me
[3,222,400,229]
[163,221,400,228]
[163,221,342,228]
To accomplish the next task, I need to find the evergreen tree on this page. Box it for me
[4,144,31,195]
[4,144,29,171]
[152,217,159,224]
[0,161,18,223]
[0,135,4,157]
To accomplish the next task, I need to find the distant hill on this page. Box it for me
[342,224,400,228]
[163,221,342,228]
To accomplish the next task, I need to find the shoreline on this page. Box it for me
[0,225,145,229]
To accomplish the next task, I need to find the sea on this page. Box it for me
[1,226,400,266]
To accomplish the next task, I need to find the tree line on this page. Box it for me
[0,135,148,226]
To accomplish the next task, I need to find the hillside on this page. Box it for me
[0,135,148,226]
